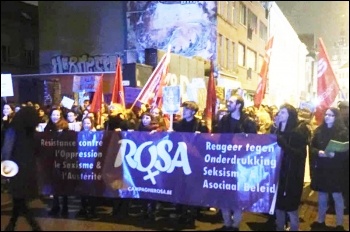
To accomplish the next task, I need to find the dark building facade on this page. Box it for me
[1,1,39,74]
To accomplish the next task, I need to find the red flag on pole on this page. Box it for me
[314,37,340,124]
[131,46,171,109]
[111,57,125,107]
[151,45,171,110]
[254,36,274,108]
[204,61,217,133]
[89,74,104,114]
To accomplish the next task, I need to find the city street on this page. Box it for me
[1,184,349,231]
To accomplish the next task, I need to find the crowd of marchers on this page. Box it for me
[1,97,349,231]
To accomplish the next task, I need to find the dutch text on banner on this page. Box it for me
[36,131,282,213]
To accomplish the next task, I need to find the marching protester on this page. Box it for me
[273,103,309,231]
[1,103,15,149]
[215,94,257,231]
[104,103,133,217]
[136,111,165,221]
[1,106,42,231]
[173,100,209,228]
[44,107,70,217]
[75,116,99,219]
[310,107,349,231]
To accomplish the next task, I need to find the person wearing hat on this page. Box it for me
[172,100,209,227]
[1,106,42,231]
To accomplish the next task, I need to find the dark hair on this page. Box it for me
[10,106,39,131]
[181,101,199,113]
[82,116,95,130]
[44,107,68,131]
[278,103,298,132]
[321,107,345,131]
[234,94,245,112]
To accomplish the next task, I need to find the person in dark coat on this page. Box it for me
[172,101,209,228]
[1,106,42,231]
[274,103,309,231]
[215,94,257,231]
[310,107,349,231]
[44,107,69,217]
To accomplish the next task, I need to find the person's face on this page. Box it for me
[3,104,13,116]
[82,110,89,119]
[277,108,289,124]
[227,97,239,113]
[324,109,335,126]
[38,109,45,117]
[142,115,152,126]
[182,107,195,120]
[151,109,160,117]
[82,118,92,131]
[67,112,76,123]
[51,110,61,124]
[83,100,90,108]
[34,104,40,110]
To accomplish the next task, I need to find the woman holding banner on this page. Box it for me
[44,107,70,217]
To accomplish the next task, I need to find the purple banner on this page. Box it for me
[36,131,282,213]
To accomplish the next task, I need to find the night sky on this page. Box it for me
[276,1,349,57]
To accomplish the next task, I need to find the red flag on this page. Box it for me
[111,57,125,107]
[151,46,171,110]
[314,38,340,124]
[89,74,104,114]
[254,36,274,108]
[131,46,171,109]
[204,61,217,133]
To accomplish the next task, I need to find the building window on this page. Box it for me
[1,45,10,63]
[239,3,247,26]
[259,21,267,41]
[218,34,222,67]
[24,49,35,66]
[238,43,245,67]
[228,41,235,70]
[220,36,227,68]
[248,9,257,35]
[247,48,257,71]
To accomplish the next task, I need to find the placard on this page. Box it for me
[61,96,75,109]
[1,74,14,97]
[162,86,180,114]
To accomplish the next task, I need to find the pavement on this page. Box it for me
[1,183,349,231]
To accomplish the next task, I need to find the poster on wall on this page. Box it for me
[1,73,14,97]
[72,75,100,93]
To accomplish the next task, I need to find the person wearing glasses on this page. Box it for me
[310,107,349,231]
